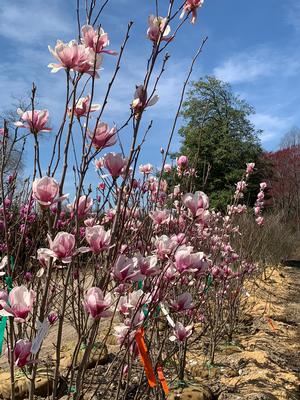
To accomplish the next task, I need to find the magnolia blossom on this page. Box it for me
[15,109,51,134]
[174,246,205,273]
[155,235,177,260]
[13,339,32,367]
[113,255,143,282]
[169,322,193,342]
[256,216,264,226]
[38,232,85,263]
[117,289,144,315]
[183,191,209,216]
[68,94,101,118]
[177,155,188,169]
[246,162,255,174]
[147,15,171,43]
[48,40,102,76]
[32,176,67,207]
[150,209,170,226]
[85,225,111,253]
[133,254,159,277]
[0,286,35,322]
[139,163,153,174]
[180,0,204,24]
[170,292,193,312]
[69,195,93,219]
[164,164,172,173]
[104,153,127,178]
[81,25,117,55]
[131,85,159,117]
[260,182,267,190]
[83,287,112,319]
[88,122,117,150]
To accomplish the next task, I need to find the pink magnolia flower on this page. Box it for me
[117,289,144,315]
[147,15,171,43]
[133,254,159,277]
[113,255,143,283]
[32,176,67,207]
[177,155,188,169]
[246,162,255,174]
[155,235,177,260]
[183,191,209,216]
[236,181,247,193]
[139,163,153,174]
[0,286,35,322]
[39,232,81,263]
[69,195,93,219]
[48,40,102,76]
[88,122,117,150]
[170,292,193,312]
[180,0,204,24]
[13,339,32,367]
[150,209,170,226]
[83,287,112,319]
[85,225,111,253]
[131,85,159,118]
[164,164,172,173]
[169,322,193,342]
[15,109,51,134]
[68,94,101,118]
[256,216,264,226]
[81,25,117,55]
[104,153,127,178]
[174,246,205,273]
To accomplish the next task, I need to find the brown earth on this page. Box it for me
[181,266,300,400]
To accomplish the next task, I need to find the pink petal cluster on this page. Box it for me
[0,286,35,322]
[39,232,76,263]
[69,195,93,219]
[68,94,101,118]
[32,176,67,207]
[83,287,112,319]
[81,25,117,55]
[104,153,127,178]
[13,339,32,367]
[88,122,117,150]
[169,322,193,342]
[15,109,51,134]
[147,15,171,43]
[180,0,204,24]
[48,40,102,76]
[85,225,111,253]
[131,85,159,118]
[183,191,209,216]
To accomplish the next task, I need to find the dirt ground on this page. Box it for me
[184,265,300,400]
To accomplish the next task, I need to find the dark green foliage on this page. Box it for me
[177,76,265,209]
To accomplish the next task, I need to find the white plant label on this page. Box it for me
[31,320,50,355]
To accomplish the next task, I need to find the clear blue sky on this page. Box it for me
[0,0,299,186]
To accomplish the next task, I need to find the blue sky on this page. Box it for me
[0,0,299,187]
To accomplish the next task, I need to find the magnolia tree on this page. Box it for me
[0,1,266,399]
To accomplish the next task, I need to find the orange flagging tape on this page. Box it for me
[266,317,276,331]
[157,365,169,395]
[135,328,157,388]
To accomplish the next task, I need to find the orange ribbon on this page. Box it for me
[135,328,157,388]
[157,365,169,395]
[266,317,276,331]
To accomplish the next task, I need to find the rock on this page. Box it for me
[60,341,108,370]
[168,384,214,400]
[244,393,278,400]
[0,368,54,399]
